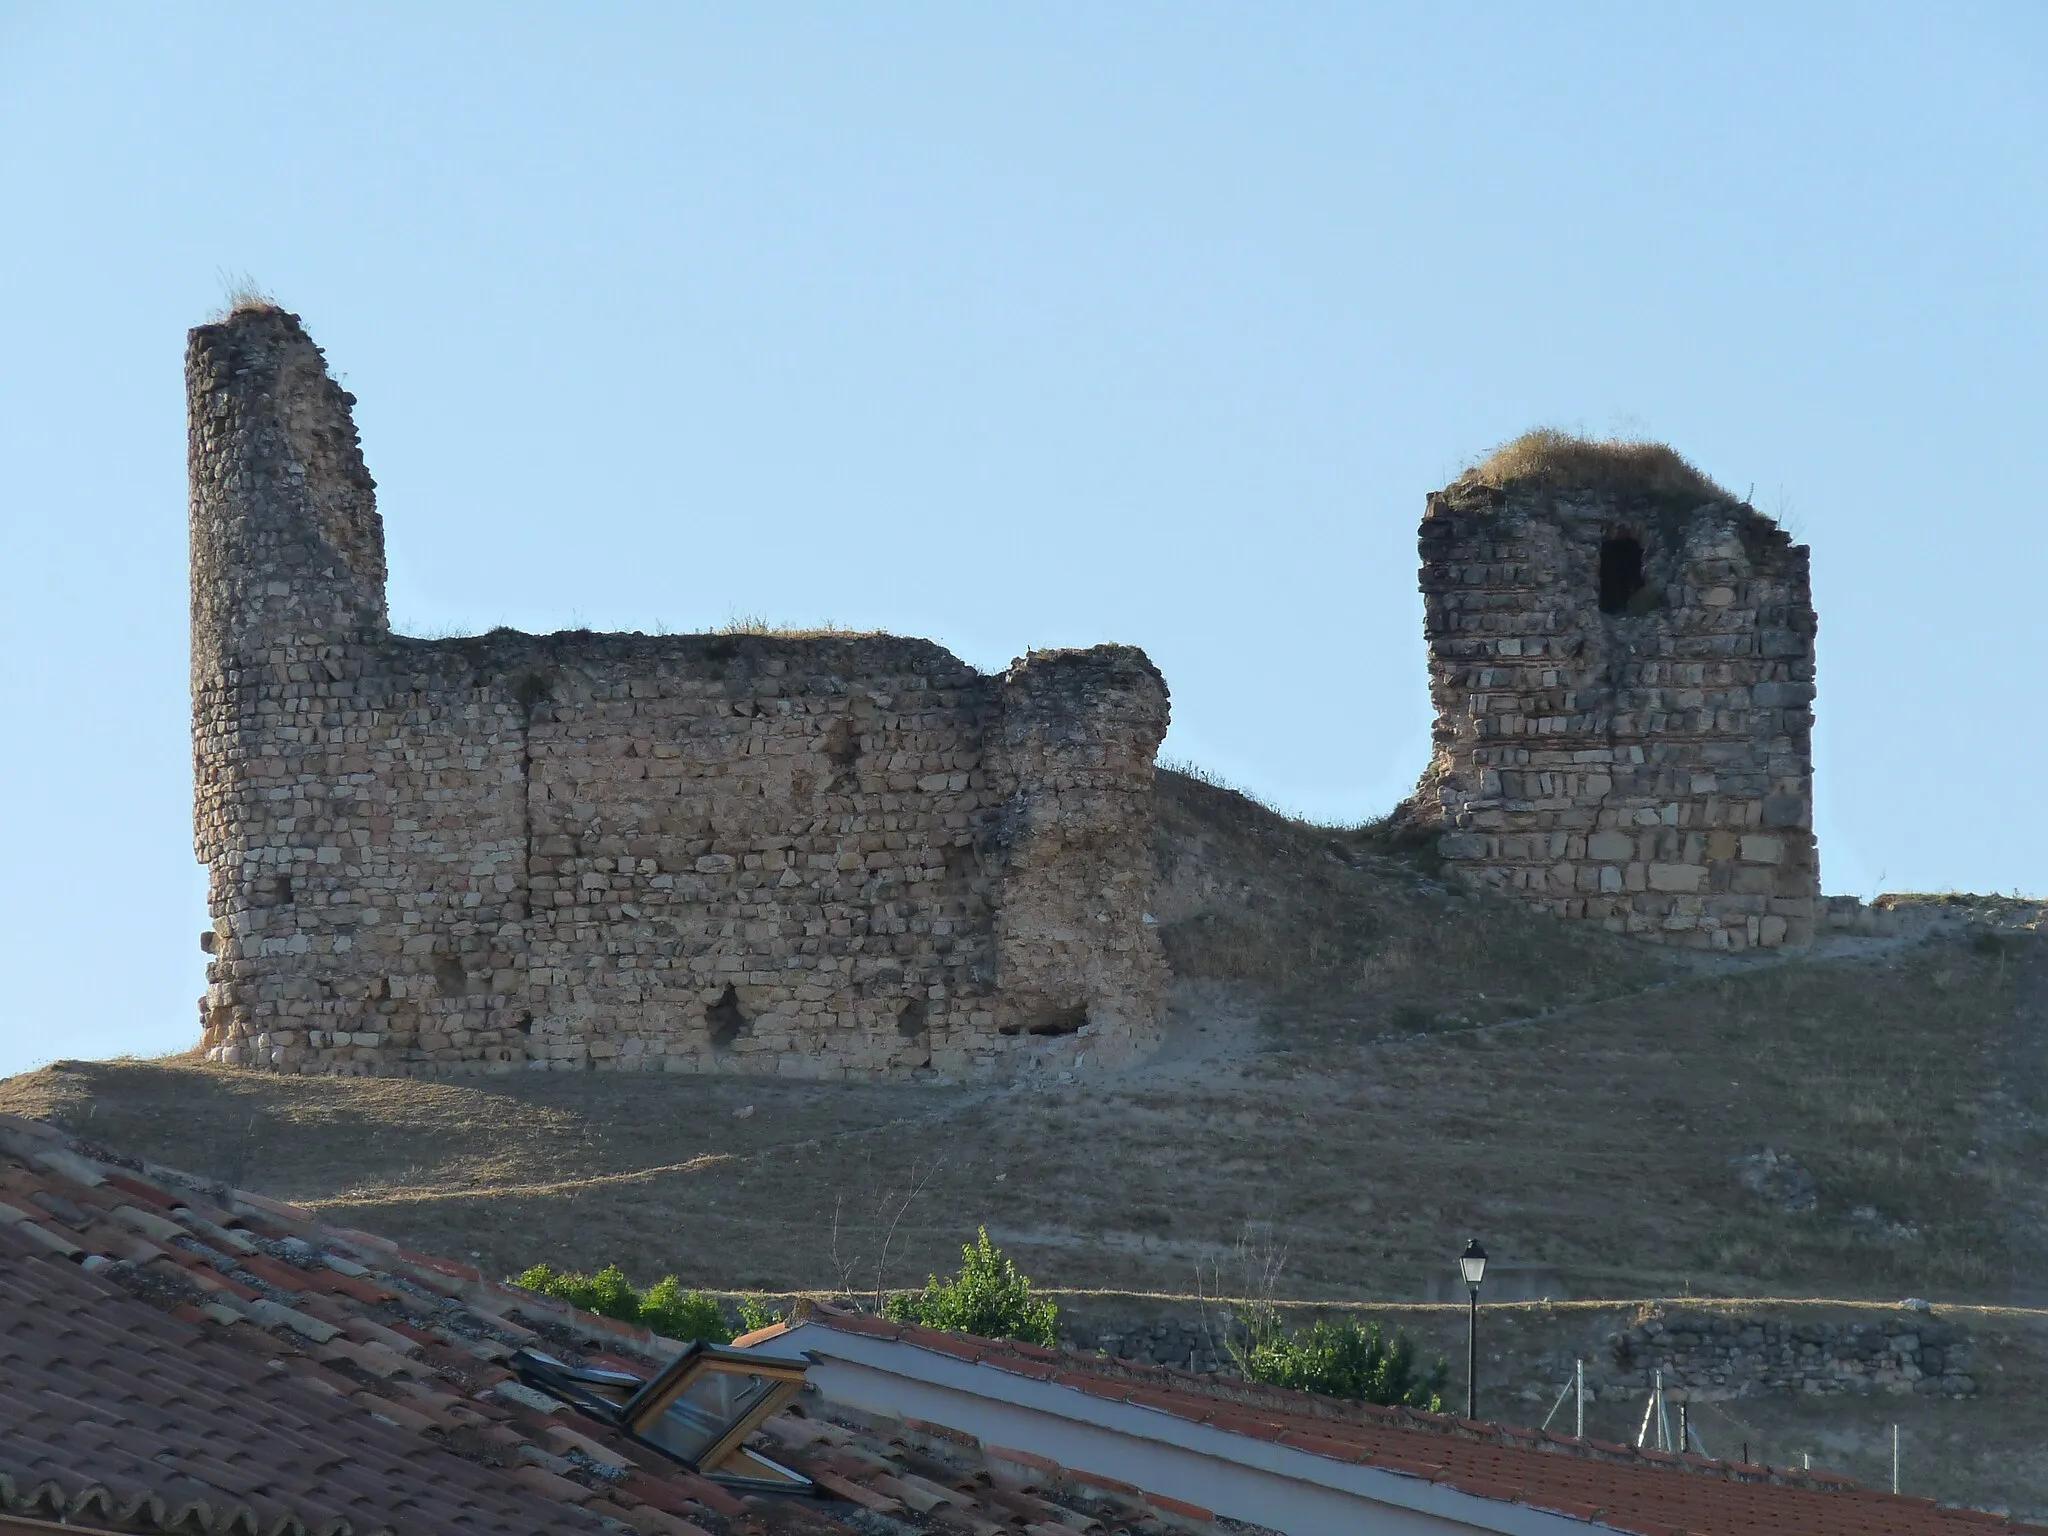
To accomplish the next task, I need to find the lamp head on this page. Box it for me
[1458,1238,1488,1290]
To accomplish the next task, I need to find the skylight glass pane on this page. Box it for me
[636,1367,781,1463]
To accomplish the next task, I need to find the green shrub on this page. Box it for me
[639,1276,733,1343]
[1233,1312,1447,1410]
[512,1262,782,1346]
[514,1262,643,1324]
[884,1228,1058,1347]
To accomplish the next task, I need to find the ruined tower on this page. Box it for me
[1411,436,1819,949]
[191,306,1169,1078]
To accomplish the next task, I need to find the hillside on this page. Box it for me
[14,772,2034,1296]
[8,769,2048,1505]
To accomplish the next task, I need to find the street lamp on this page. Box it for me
[1459,1239,1487,1420]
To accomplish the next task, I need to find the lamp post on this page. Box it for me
[1459,1239,1487,1421]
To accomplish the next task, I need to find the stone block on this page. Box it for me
[1753,682,1815,708]
[1761,793,1809,828]
[1648,863,1708,894]
[1587,830,1635,862]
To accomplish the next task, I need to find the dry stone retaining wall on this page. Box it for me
[1601,1312,1977,1401]
[1076,1316,1230,1377]
[1412,480,1820,949]
[190,308,1168,1081]
[1064,1303,1979,1404]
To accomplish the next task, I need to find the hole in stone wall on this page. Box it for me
[435,958,471,997]
[821,716,860,789]
[274,874,294,906]
[897,997,929,1037]
[707,984,748,1048]
[511,671,552,710]
[1028,1003,1089,1037]
[1598,535,1646,615]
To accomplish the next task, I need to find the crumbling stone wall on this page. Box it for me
[190,307,1169,1079]
[1411,477,1819,949]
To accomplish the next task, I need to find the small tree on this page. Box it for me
[884,1228,1059,1347]
[1233,1311,1447,1410]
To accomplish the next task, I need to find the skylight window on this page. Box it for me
[513,1342,811,1492]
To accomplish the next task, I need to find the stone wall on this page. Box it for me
[1061,1301,1980,1404]
[1411,478,1820,949]
[1074,1314,1230,1377]
[190,307,1169,1080]
[1602,1310,1978,1401]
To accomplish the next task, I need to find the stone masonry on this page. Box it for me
[1602,1310,1978,1401]
[190,307,1169,1080]
[1411,474,1819,949]
[1066,1304,1977,1402]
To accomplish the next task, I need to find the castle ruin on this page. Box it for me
[188,307,1826,1082]
[1409,441,1820,949]
[190,307,1169,1079]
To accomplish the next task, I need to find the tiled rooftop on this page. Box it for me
[2,1110,2042,1536]
[0,1114,1217,1536]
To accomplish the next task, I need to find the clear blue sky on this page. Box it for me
[1,5,2042,1077]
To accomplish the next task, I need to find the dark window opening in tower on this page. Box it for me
[1599,536,1645,614]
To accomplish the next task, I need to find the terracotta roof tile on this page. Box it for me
[618,1504,718,1536]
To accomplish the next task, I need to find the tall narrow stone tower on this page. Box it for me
[1411,438,1819,949]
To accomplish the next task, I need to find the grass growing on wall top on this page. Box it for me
[1461,429,1730,501]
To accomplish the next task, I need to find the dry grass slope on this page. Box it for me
[1150,767,1671,1021]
